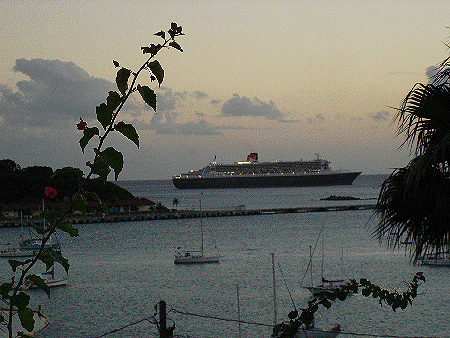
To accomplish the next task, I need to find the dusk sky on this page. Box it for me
[1,1,450,180]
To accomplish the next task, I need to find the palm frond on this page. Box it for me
[396,83,450,155]
[375,160,450,262]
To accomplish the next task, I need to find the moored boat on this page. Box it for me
[174,199,220,265]
[0,248,35,258]
[172,153,361,189]
[20,268,68,290]
[421,251,450,266]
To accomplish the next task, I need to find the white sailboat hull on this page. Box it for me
[305,281,347,297]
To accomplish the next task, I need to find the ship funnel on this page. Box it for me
[247,153,258,163]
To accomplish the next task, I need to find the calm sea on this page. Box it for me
[1,175,449,338]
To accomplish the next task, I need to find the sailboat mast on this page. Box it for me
[321,229,325,284]
[272,253,277,325]
[200,198,204,256]
[310,245,313,289]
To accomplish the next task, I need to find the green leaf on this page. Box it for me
[9,259,29,272]
[96,103,114,130]
[80,127,100,153]
[50,249,70,274]
[85,191,108,215]
[42,210,62,227]
[288,310,298,319]
[0,281,14,298]
[114,121,139,148]
[101,147,124,180]
[169,41,183,52]
[320,298,332,309]
[106,91,122,110]
[87,156,111,181]
[116,68,131,95]
[154,30,165,39]
[18,307,34,332]
[57,218,79,237]
[72,193,88,214]
[272,324,281,336]
[26,274,50,297]
[148,60,164,86]
[37,250,55,271]
[137,84,157,111]
[10,292,30,311]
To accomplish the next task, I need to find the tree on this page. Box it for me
[172,198,179,210]
[375,61,450,262]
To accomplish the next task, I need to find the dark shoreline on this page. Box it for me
[0,204,376,228]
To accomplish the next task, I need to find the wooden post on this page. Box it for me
[159,300,167,338]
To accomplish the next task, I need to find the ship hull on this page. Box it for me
[172,172,361,189]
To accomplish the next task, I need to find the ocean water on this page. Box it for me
[1,175,449,338]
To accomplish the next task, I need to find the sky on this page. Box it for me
[1,1,450,181]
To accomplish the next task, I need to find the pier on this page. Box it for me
[0,204,376,227]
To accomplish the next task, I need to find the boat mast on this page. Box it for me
[200,198,204,256]
[321,229,325,285]
[309,245,313,289]
[272,253,277,325]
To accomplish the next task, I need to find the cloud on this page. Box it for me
[133,117,221,135]
[426,66,439,83]
[221,94,285,120]
[370,110,390,121]
[153,87,188,113]
[178,119,220,135]
[0,58,114,128]
[192,91,208,100]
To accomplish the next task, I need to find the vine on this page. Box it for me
[273,272,425,338]
[0,23,184,338]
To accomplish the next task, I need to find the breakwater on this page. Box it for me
[0,204,376,227]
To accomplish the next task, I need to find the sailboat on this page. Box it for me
[305,231,347,298]
[20,268,68,290]
[271,253,341,338]
[0,212,35,258]
[174,199,219,264]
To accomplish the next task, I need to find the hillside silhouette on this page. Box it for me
[0,159,134,204]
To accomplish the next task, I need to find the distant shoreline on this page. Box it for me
[0,204,376,228]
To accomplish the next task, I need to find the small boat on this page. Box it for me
[21,268,68,290]
[174,199,219,264]
[174,250,220,264]
[19,237,61,251]
[0,248,35,258]
[306,278,347,298]
[421,251,450,266]
[271,253,340,338]
[304,231,347,298]
[294,325,341,338]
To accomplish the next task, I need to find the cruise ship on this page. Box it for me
[172,153,361,189]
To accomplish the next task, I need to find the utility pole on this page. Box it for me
[159,300,167,338]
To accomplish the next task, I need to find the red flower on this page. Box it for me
[44,187,58,198]
[77,118,87,130]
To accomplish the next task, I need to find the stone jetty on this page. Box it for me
[0,204,376,227]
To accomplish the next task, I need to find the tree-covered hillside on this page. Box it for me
[0,159,134,204]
